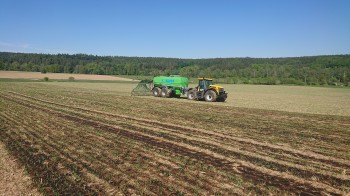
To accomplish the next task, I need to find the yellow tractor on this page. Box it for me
[187,78,227,102]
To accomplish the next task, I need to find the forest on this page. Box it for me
[0,52,349,85]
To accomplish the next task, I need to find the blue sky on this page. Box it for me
[0,0,349,58]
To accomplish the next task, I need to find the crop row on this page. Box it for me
[6,91,350,169]
[1,91,349,194]
[16,83,350,161]
[0,94,246,194]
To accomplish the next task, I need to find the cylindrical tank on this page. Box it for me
[153,76,188,88]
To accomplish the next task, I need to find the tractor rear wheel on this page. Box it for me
[152,87,161,97]
[161,88,171,98]
[187,90,195,100]
[204,90,217,102]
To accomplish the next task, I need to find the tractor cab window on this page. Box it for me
[199,80,213,90]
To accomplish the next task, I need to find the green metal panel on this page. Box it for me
[153,76,188,88]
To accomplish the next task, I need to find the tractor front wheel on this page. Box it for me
[204,90,217,102]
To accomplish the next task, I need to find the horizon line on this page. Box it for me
[1,51,349,60]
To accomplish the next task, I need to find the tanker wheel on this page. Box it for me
[152,87,161,97]
[161,88,171,98]
[187,90,195,100]
[204,90,217,102]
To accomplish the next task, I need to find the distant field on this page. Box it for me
[39,82,350,116]
[0,71,136,81]
[224,84,350,116]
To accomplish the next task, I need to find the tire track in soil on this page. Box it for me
[1,92,347,195]
[5,91,350,169]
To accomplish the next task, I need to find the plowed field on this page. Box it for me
[0,82,349,195]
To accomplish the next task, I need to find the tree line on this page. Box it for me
[0,52,349,85]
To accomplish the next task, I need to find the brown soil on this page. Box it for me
[0,142,41,196]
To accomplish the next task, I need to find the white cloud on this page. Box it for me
[20,43,30,49]
[0,41,30,49]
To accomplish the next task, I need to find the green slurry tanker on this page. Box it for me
[152,76,188,98]
[132,75,227,102]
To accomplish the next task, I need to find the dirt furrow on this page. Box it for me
[1,93,346,195]
[4,91,348,183]
[4,91,350,170]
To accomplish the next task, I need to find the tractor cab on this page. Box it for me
[198,78,213,91]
